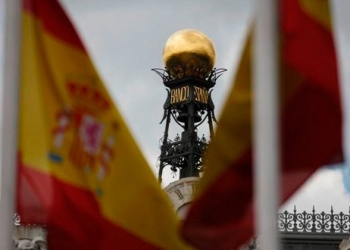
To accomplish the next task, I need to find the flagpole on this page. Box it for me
[253,0,280,249]
[0,0,21,249]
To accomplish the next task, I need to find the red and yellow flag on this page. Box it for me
[182,1,343,249]
[17,0,192,249]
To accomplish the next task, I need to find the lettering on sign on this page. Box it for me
[170,86,189,104]
[194,86,208,104]
[170,85,209,104]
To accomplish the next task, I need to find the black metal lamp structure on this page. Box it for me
[152,29,226,183]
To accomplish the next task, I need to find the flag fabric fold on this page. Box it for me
[181,0,343,249]
[17,0,191,249]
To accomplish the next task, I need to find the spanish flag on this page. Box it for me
[182,0,343,249]
[17,0,191,249]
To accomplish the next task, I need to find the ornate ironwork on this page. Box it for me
[158,133,209,174]
[152,67,226,84]
[155,66,225,183]
[240,208,350,249]
[278,206,350,234]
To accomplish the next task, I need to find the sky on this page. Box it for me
[0,0,350,215]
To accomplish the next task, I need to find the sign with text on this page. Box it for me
[170,85,209,104]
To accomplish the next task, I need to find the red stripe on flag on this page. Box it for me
[18,165,161,250]
[23,0,86,51]
[282,0,339,94]
[281,81,343,197]
[17,161,51,224]
[182,151,253,250]
[280,0,343,179]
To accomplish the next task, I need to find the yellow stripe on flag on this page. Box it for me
[300,0,332,29]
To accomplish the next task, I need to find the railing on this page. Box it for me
[241,207,350,250]
[278,206,350,234]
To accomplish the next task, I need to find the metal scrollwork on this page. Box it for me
[334,211,350,233]
[158,133,209,173]
[278,210,295,232]
[152,67,227,84]
[278,206,350,234]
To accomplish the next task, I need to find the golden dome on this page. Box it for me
[163,29,216,79]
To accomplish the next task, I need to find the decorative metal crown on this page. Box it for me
[152,66,226,84]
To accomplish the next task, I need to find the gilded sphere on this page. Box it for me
[163,29,216,79]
